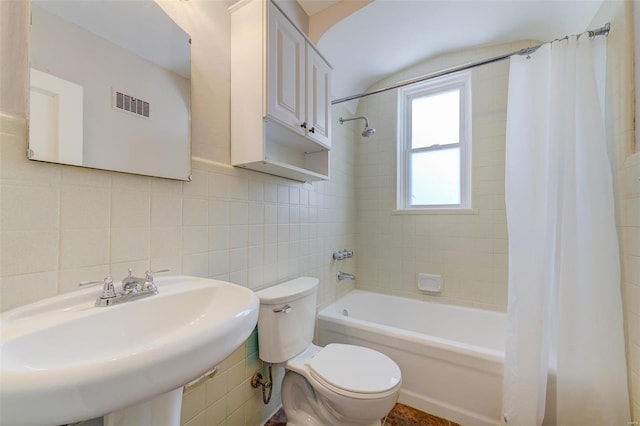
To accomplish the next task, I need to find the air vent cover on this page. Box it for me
[113,89,150,118]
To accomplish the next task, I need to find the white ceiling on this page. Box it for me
[314,0,605,105]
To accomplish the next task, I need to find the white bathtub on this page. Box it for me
[317,290,506,426]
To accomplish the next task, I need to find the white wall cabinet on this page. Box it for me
[230,0,332,182]
[305,46,331,147]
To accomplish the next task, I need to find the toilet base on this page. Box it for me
[281,371,385,426]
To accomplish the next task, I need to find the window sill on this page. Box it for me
[393,208,479,215]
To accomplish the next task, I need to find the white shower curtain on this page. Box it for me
[502,35,630,425]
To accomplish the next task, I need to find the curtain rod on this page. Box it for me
[331,22,611,105]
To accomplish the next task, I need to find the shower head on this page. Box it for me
[361,126,376,138]
[339,116,376,138]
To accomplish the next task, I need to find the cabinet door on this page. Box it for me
[267,4,305,134]
[306,46,331,148]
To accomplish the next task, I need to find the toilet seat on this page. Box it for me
[307,344,401,398]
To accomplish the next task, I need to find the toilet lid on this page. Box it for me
[308,344,401,394]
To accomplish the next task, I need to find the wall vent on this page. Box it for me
[113,89,150,118]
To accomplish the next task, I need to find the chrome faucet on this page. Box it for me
[337,271,356,281]
[122,268,145,294]
[79,268,168,307]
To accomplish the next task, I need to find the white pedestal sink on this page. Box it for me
[0,275,259,426]
[103,388,183,426]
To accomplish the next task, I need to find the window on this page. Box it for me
[397,72,471,210]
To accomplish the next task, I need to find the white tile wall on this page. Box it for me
[353,41,534,311]
[623,153,640,420]
[0,102,356,425]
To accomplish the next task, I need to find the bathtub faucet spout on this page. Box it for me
[337,271,356,281]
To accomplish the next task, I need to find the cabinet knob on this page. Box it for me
[309,127,316,134]
[300,122,307,129]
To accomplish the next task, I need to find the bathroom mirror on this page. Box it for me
[29,0,192,181]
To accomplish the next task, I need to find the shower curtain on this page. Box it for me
[502,35,630,425]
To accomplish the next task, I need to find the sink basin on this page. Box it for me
[0,275,259,426]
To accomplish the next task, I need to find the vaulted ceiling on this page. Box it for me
[300,0,605,105]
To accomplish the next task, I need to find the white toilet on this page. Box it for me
[256,277,401,426]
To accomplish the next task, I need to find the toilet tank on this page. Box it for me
[255,277,319,363]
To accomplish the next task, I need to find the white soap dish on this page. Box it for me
[417,273,442,294]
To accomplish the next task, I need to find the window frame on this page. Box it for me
[397,71,472,211]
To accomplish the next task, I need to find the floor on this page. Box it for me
[264,403,460,426]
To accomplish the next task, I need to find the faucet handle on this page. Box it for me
[79,276,116,299]
[332,249,354,260]
[79,279,106,287]
[143,269,169,292]
[145,269,169,280]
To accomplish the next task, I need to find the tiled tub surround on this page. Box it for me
[0,112,357,425]
[622,153,640,418]
[352,0,639,416]
[352,41,534,311]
